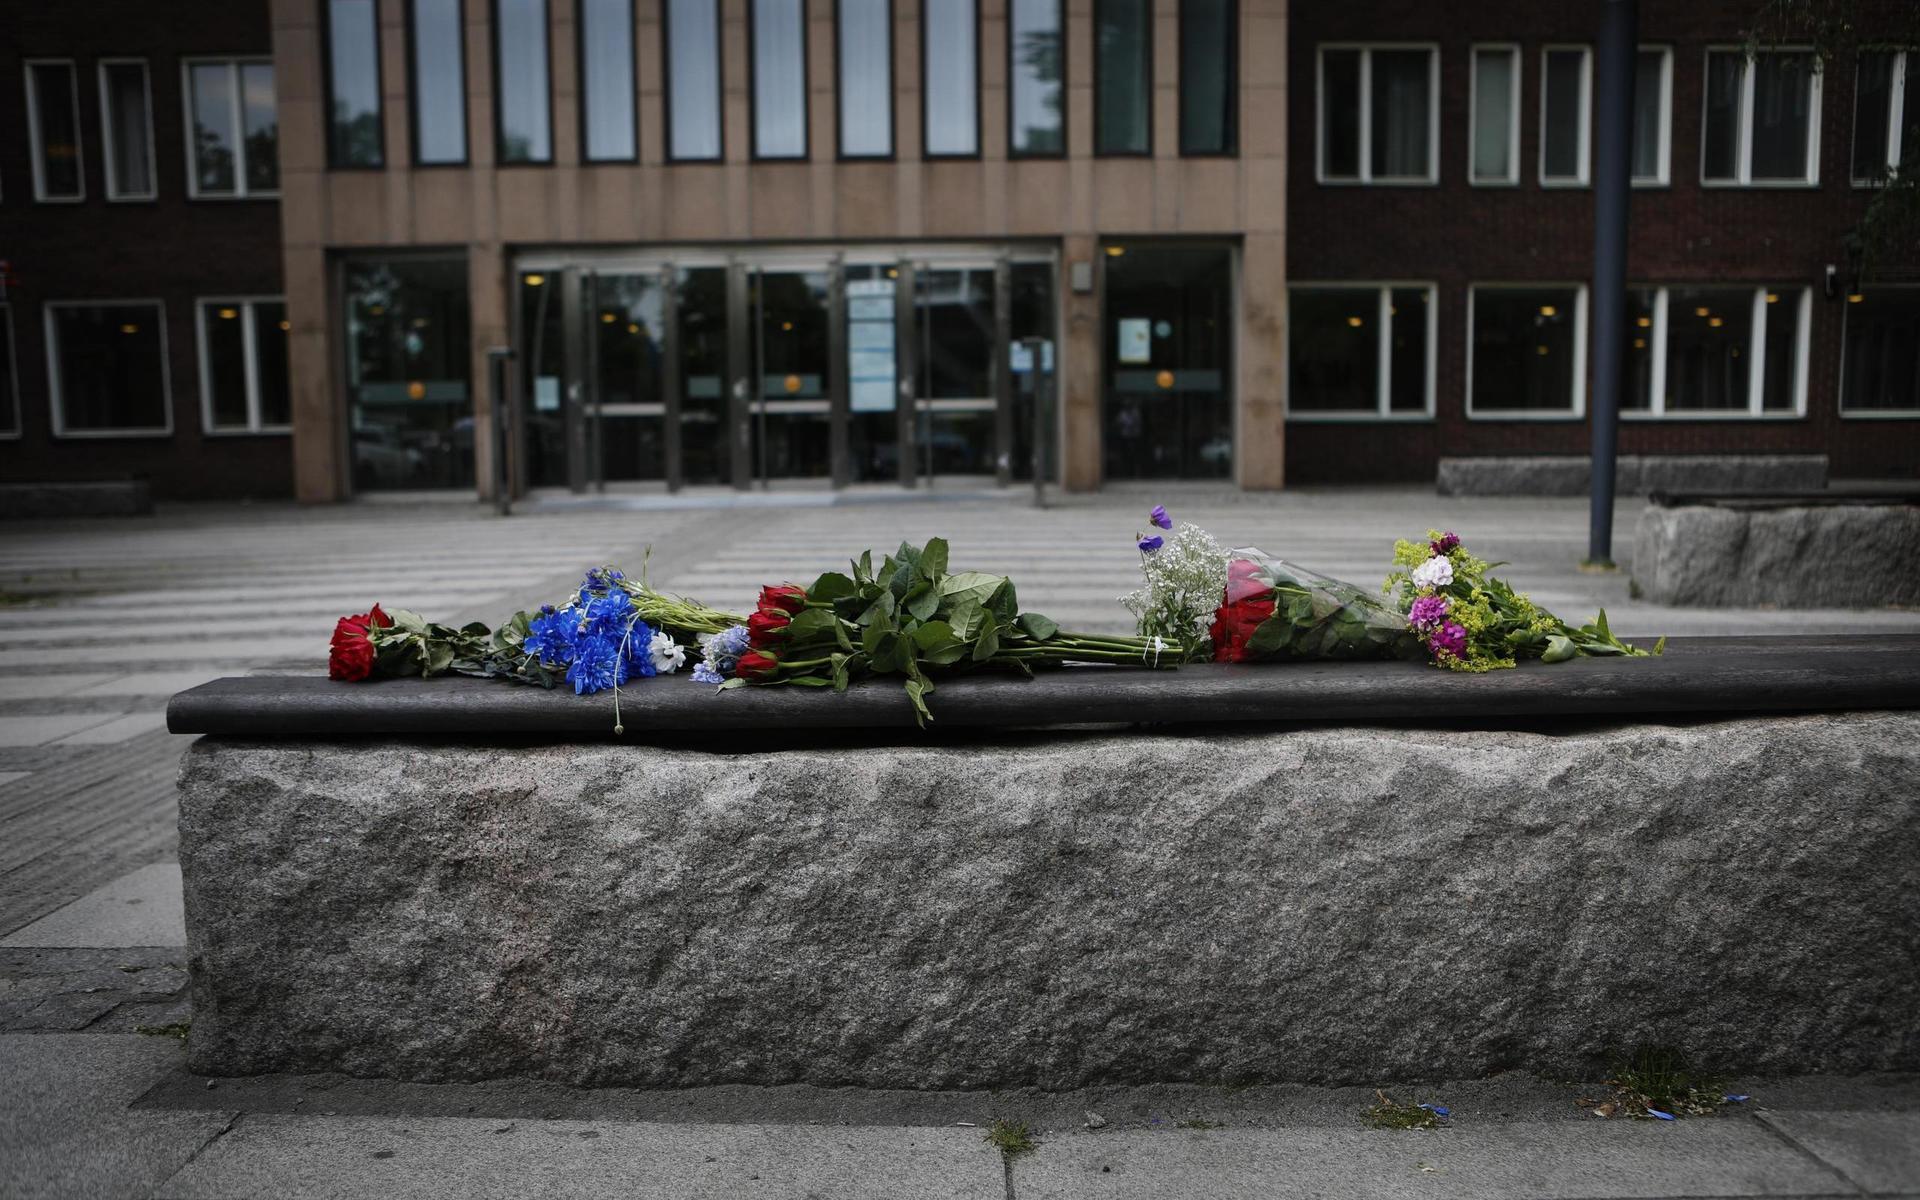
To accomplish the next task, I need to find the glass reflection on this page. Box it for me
[347,259,473,490]
[667,0,722,159]
[1103,245,1232,479]
[1008,0,1063,155]
[753,269,830,478]
[923,0,977,155]
[838,0,891,157]
[1178,0,1234,154]
[411,0,466,164]
[752,0,807,158]
[677,267,731,483]
[581,0,636,160]
[916,267,996,477]
[327,0,383,166]
[589,273,666,480]
[495,0,552,162]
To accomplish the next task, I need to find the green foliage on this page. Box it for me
[1602,1047,1730,1120]
[984,1118,1037,1157]
[1364,1092,1440,1131]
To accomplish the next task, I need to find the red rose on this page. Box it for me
[328,604,391,682]
[757,584,807,616]
[1225,557,1272,604]
[746,608,791,648]
[735,650,781,680]
[1209,596,1275,664]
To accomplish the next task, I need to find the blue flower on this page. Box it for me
[584,589,632,637]
[691,661,725,684]
[523,610,578,665]
[1138,535,1164,553]
[623,618,660,678]
[1150,504,1172,530]
[566,634,628,694]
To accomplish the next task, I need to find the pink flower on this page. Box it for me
[1428,621,1468,660]
[1409,595,1450,632]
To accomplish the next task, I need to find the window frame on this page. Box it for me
[1838,287,1920,418]
[575,0,638,164]
[1177,0,1237,158]
[748,0,811,162]
[44,298,174,439]
[1467,43,1520,187]
[1624,285,1811,419]
[835,0,895,161]
[491,0,555,165]
[24,58,86,203]
[182,56,282,198]
[196,295,292,436]
[1850,47,1912,186]
[1538,43,1592,187]
[1700,45,1823,188]
[322,0,386,169]
[0,303,20,440]
[662,0,726,162]
[97,58,158,202]
[920,0,981,160]
[1284,280,1438,422]
[1314,42,1440,186]
[1464,282,1590,421]
[1093,0,1153,158]
[1632,44,1673,186]
[407,0,472,167]
[1006,0,1067,160]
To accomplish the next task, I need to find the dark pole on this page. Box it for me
[487,347,516,517]
[1588,0,1637,566]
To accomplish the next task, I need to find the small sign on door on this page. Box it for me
[1117,318,1152,364]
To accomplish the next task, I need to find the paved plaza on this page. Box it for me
[3,487,1917,1198]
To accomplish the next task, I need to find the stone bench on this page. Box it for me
[168,637,1920,1091]
[1435,455,1828,497]
[1633,493,1920,608]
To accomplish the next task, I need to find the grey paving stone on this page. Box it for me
[0,676,114,701]
[1761,1111,1920,1195]
[50,712,173,746]
[0,770,29,786]
[0,714,125,748]
[152,1114,1004,1200]
[1011,1121,1847,1200]
[3,863,185,949]
[0,1033,232,1200]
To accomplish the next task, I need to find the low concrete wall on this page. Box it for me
[1634,503,1920,608]
[1436,455,1828,497]
[0,481,153,519]
[178,713,1920,1089]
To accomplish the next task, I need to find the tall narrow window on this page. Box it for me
[0,304,19,438]
[199,298,293,433]
[1470,45,1518,184]
[25,60,84,201]
[495,0,552,163]
[751,0,808,158]
[410,0,468,164]
[1843,288,1920,413]
[1317,45,1436,183]
[838,0,892,158]
[665,0,723,160]
[46,302,171,436]
[1540,46,1591,185]
[1468,286,1585,416]
[1095,0,1150,155]
[580,0,636,161]
[923,0,977,156]
[1632,46,1671,183]
[1853,50,1918,183]
[1702,49,1820,184]
[1287,285,1434,418]
[99,61,156,200]
[327,0,383,166]
[1009,0,1064,156]
[1179,0,1235,155]
[187,60,280,196]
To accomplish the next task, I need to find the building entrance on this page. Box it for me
[513,245,1054,494]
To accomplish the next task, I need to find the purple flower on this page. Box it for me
[1149,504,1172,530]
[1408,595,1450,631]
[1138,535,1164,553]
[1431,532,1461,555]
[1428,621,1468,660]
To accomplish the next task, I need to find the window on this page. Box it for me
[1540,46,1590,185]
[1467,285,1586,417]
[1853,50,1919,183]
[580,0,636,161]
[1095,0,1151,155]
[1287,285,1435,418]
[1179,0,1236,155]
[99,61,157,200]
[495,0,552,163]
[46,301,171,437]
[1843,288,1920,414]
[1633,46,1672,184]
[665,0,723,160]
[410,0,468,164]
[1703,48,1820,185]
[326,0,383,166]
[1622,286,1809,417]
[838,0,892,158]
[1008,0,1064,156]
[1469,45,1519,184]
[751,0,808,159]
[0,304,19,438]
[198,299,292,434]
[1317,45,1437,184]
[923,0,978,156]
[25,60,84,201]
[185,59,280,196]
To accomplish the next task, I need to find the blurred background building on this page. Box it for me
[0,0,1915,501]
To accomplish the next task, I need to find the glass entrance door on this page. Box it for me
[1102,243,1234,479]
[748,265,833,483]
[585,271,667,483]
[911,262,1001,482]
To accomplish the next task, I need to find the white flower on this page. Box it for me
[648,630,687,674]
[1411,555,1454,590]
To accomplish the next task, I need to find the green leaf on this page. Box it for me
[938,571,1006,607]
[902,678,933,727]
[1652,634,1667,656]
[810,571,857,602]
[918,537,949,581]
[972,619,1001,662]
[1016,612,1059,641]
[718,677,747,690]
[987,580,1019,622]
[1541,635,1579,664]
[389,608,429,634]
[426,641,455,676]
[858,591,896,627]
[911,620,957,650]
[862,619,893,655]
[786,675,832,687]
[786,608,841,645]
[831,653,851,692]
[905,581,940,622]
[948,598,985,641]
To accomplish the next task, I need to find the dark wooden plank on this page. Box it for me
[166,636,1920,737]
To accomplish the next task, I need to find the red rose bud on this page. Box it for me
[327,605,392,682]
[1225,557,1273,604]
[1208,596,1276,664]
[735,650,781,680]
[757,584,807,616]
[746,608,791,648]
